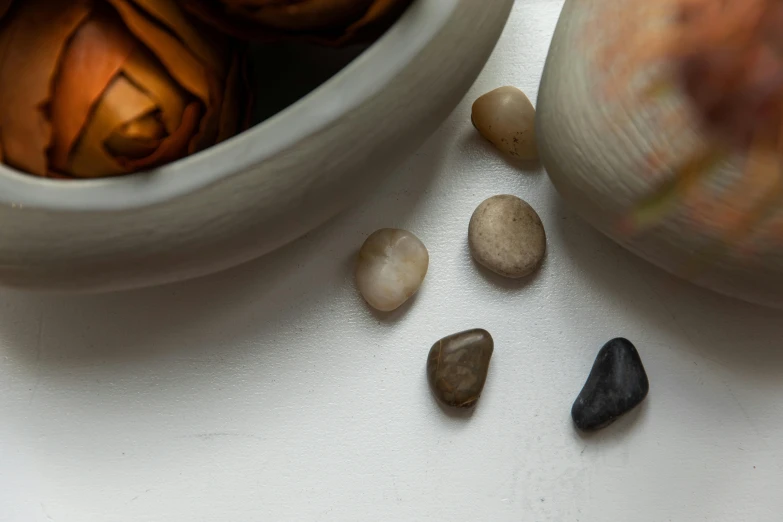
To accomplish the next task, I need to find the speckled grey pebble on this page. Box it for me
[468,195,546,278]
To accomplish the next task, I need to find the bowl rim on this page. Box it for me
[0,0,457,212]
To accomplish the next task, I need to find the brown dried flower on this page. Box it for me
[0,0,247,178]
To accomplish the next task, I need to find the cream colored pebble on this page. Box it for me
[356,228,429,311]
[472,86,538,160]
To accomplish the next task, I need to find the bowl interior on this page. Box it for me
[0,0,458,211]
[249,42,368,126]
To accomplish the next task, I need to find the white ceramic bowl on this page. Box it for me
[0,0,513,292]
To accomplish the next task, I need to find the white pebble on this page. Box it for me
[356,228,429,312]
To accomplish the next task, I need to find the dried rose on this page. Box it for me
[178,0,414,44]
[0,0,246,178]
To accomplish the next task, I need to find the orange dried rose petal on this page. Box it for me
[122,47,188,136]
[105,112,166,160]
[130,0,228,77]
[49,7,136,171]
[70,75,158,177]
[121,102,202,171]
[108,0,211,104]
[0,0,90,175]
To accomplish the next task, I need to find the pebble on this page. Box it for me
[427,329,494,408]
[472,86,538,160]
[571,338,650,431]
[468,195,546,278]
[355,228,429,312]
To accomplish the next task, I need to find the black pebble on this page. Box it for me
[571,338,649,432]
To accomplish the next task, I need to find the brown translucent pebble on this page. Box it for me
[469,195,546,278]
[472,86,538,160]
[427,329,494,409]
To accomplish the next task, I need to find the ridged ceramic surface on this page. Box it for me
[538,0,783,307]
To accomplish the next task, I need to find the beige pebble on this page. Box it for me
[472,86,538,160]
[469,195,546,278]
[356,228,429,312]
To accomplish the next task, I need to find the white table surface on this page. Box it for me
[3,2,783,521]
